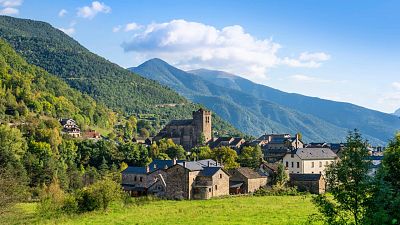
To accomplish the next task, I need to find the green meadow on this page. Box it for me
[1,195,321,225]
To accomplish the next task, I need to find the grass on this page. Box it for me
[0,195,321,225]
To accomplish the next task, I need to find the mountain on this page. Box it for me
[130,59,348,143]
[130,59,399,145]
[0,16,239,136]
[189,69,400,144]
[394,108,400,116]
[0,37,113,128]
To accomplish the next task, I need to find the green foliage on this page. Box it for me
[210,146,239,169]
[253,186,303,196]
[364,133,400,224]
[0,16,239,137]
[312,130,371,225]
[238,145,263,168]
[275,163,288,187]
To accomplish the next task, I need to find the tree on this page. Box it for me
[364,133,400,224]
[275,163,288,187]
[139,128,150,138]
[312,130,371,225]
[238,145,263,168]
[0,125,27,167]
[211,146,239,169]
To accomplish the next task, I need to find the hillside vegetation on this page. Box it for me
[0,15,239,136]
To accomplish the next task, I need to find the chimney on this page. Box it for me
[182,161,186,168]
[146,166,150,173]
[173,158,177,165]
[207,161,210,167]
[153,163,157,169]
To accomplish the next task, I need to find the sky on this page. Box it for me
[2,0,400,113]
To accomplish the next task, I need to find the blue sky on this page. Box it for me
[4,0,400,113]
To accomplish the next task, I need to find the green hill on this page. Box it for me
[0,38,113,128]
[0,16,239,136]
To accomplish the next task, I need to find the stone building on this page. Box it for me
[251,133,303,162]
[209,137,246,151]
[228,167,267,194]
[154,109,212,150]
[121,159,184,196]
[289,173,326,194]
[165,160,229,200]
[283,148,337,175]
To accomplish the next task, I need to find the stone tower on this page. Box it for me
[192,108,212,144]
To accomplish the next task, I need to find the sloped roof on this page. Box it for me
[295,148,337,160]
[290,173,322,181]
[149,159,185,172]
[122,167,148,174]
[230,167,266,179]
[168,119,193,126]
[199,167,222,177]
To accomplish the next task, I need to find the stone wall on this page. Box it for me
[247,177,267,193]
[290,178,326,194]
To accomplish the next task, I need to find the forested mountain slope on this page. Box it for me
[0,16,239,136]
[131,58,398,145]
[190,69,400,144]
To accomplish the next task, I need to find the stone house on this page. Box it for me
[283,148,338,175]
[209,137,246,151]
[154,109,212,150]
[228,167,267,194]
[82,129,101,140]
[258,162,279,185]
[253,133,303,162]
[59,118,81,137]
[289,173,326,194]
[121,159,184,196]
[165,160,229,200]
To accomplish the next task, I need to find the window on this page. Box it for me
[215,185,218,190]
[325,161,329,165]
[139,177,143,182]
[319,161,322,167]
[220,174,222,179]
[209,188,211,192]
[134,176,137,181]
[297,162,300,168]
[291,162,294,168]
[286,161,289,167]
[311,162,315,168]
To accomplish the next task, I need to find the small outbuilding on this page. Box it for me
[289,173,326,194]
[228,167,267,194]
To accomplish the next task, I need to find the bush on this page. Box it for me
[76,178,123,212]
[254,186,305,196]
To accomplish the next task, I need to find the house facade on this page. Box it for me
[289,174,326,194]
[165,161,229,200]
[283,148,338,175]
[209,137,246,151]
[154,109,212,150]
[59,118,81,137]
[228,167,267,194]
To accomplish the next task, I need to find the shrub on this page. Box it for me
[254,186,305,196]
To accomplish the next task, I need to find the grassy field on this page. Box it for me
[0,195,321,225]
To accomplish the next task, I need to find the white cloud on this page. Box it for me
[112,25,121,32]
[0,0,22,15]
[124,22,140,32]
[77,1,111,19]
[0,0,22,7]
[299,52,331,61]
[58,9,67,17]
[121,19,330,80]
[392,82,400,90]
[0,7,17,15]
[290,74,331,83]
[58,27,75,36]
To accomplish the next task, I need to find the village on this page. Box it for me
[59,108,384,199]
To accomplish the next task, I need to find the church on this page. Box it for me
[154,109,212,150]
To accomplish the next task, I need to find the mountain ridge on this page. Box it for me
[0,16,240,137]
[130,58,399,145]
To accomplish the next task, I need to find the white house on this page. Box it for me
[283,148,338,175]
